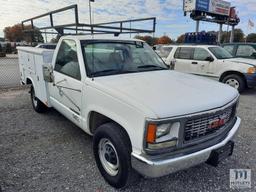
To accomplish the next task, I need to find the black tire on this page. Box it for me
[93,122,138,189]
[222,74,246,93]
[30,86,48,113]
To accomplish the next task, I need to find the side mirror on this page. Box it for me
[205,56,214,62]
[43,64,54,83]
[251,52,256,58]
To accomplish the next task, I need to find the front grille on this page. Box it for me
[184,105,236,142]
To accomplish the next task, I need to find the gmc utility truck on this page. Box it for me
[18,36,241,188]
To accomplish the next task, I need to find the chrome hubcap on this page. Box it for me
[225,79,239,89]
[98,138,119,176]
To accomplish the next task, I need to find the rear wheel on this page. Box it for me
[222,74,246,93]
[30,86,48,113]
[93,123,138,189]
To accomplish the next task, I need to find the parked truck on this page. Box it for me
[18,35,241,188]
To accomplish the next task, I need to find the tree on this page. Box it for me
[221,28,244,43]
[176,34,185,43]
[4,24,44,43]
[246,33,256,42]
[134,35,158,46]
[157,35,173,44]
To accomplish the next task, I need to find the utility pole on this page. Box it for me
[230,25,235,43]
[89,0,94,34]
[218,23,223,43]
[196,20,200,33]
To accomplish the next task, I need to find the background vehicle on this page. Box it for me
[163,45,256,92]
[36,43,57,50]
[0,42,6,57]
[222,43,256,59]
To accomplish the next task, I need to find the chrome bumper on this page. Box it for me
[131,117,241,178]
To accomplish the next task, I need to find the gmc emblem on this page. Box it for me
[208,118,225,129]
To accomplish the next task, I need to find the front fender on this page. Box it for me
[85,86,147,155]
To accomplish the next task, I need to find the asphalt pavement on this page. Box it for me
[0,87,255,192]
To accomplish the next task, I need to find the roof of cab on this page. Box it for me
[161,44,219,48]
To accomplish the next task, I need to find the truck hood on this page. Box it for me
[225,58,256,67]
[94,70,238,118]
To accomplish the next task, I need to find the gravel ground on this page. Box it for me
[0,87,255,192]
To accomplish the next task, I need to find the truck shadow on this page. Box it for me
[242,88,256,95]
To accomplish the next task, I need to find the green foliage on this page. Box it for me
[221,28,244,43]
[246,33,256,43]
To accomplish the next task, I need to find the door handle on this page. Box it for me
[192,62,198,65]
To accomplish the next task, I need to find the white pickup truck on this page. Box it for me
[161,45,256,92]
[18,36,241,188]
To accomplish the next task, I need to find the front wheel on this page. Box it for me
[93,123,138,189]
[30,86,48,113]
[222,74,246,93]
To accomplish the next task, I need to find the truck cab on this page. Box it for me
[18,36,241,189]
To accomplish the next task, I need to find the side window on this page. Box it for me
[174,47,193,59]
[193,48,211,60]
[54,40,81,80]
[223,45,235,55]
[159,47,173,58]
[236,45,256,57]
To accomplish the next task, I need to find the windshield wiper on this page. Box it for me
[91,69,120,76]
[137,65,167,70]
[91,69,136,77]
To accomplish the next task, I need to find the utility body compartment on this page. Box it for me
[17,47,54,107]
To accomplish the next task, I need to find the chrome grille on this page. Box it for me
[184,106,235,142]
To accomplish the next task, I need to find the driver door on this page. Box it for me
[49,39,83,127]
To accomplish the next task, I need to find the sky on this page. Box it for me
[0,0,256,41]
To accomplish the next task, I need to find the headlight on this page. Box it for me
[146,122,180,150]
[247,67,256,74]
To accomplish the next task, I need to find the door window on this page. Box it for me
[54,40,81,80]
[159,47,173,58]
[174,47,193,59]
[223,45,235,55]
[193,48,211,60]
[236,45,256,58]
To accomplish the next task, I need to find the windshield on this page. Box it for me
[208,47,233,59]
[81,41,168,77]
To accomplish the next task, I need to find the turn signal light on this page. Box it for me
[146,124,157,143]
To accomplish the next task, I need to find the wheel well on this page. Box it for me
[26,78,32,85]
[89,111,132,149]
[219,71,247,85]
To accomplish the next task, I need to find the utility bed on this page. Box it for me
[17,47,54,107]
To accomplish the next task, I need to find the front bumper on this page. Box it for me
[131,117,241,178]
[245,73,256,87]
